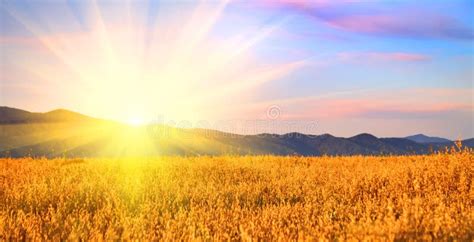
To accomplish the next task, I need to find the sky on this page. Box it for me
[0,0,473,139]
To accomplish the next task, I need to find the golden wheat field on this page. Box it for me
[1,150,473,240]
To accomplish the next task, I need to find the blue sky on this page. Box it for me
[1,0,473,139]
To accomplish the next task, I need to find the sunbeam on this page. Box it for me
[2,0,303,124]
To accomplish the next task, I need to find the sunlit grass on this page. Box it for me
[1,148,473,240]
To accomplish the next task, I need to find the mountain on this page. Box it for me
[0,106,95,124]
[405,134,452,144]
[0,107,472,158]
[462,138,474,147]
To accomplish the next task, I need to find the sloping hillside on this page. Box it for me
[0,107,471,158]
[0,107,95,124]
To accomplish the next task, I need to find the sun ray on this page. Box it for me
[3,0,306,123]
[3,4,89,84]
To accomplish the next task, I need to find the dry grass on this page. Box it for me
[0,150,473,240]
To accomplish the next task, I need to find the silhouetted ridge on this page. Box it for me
[0,107,472,158]
[405,134,452,144]
[42,109,93,122]
[0,106,95,124]
[0,106,36,124]
[350,133,378,140]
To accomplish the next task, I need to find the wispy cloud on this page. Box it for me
[263,1,473,40]
[337,52,431,62]
[246,88,474,120]
[325,13,473,40]
[316,99,472,119]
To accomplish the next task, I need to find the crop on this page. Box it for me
[1,149,473,240]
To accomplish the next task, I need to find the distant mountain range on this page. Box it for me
[405,134,452,144]
[0,106,95,124]
[0,106,472,158]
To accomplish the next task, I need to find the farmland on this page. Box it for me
[1,149,473,240]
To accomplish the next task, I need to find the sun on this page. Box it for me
[5,0,304,124]
[127,117,146,126]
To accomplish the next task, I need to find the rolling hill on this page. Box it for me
[405,134,452,144]
[0,106,96,124]
[0,107,471,158]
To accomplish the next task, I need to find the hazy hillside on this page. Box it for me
[405,134,452,144]
[0,106,95,124]
[0,107,471,158]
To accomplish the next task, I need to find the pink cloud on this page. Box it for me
[286,99,472,120]
[246,88,474,120]
[318,99,471,118]
[325,12,473,40]
[262,2,473,40]
[231,88,473,137]
[337,51,430,62]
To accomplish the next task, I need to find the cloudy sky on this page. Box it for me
[1,0,473,139]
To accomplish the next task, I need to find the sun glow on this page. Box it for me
[3,1,304,123]
[127,117,146,127]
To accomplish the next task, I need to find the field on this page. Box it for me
[1,149,473,240]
